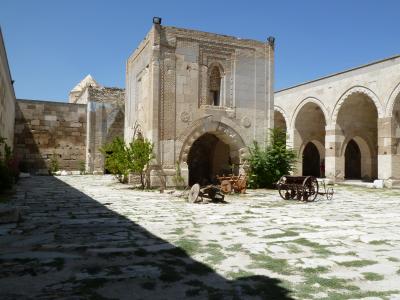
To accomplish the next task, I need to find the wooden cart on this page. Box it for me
[217,174,247,194]
[276,175,319,201]
[277,175,334,201]
[188,184,225,203]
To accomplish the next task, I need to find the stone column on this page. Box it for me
[377,117,392,180]
[325,124,345,182]
[287,127,301,175]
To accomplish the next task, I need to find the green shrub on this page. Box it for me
[100,135,154,188]
[126,135,154,189]
[100,137,129,183]
[79,160,86,175]
[49,152,59,174]
[0,136,19,191]
[247,128,296,188]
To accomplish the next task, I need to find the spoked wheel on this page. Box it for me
[278,176,290,200]
[188,184,200,203]
[302,176,319,202]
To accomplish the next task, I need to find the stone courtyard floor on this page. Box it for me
[1,176,400,299]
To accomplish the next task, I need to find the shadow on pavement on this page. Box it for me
[0,176,294,300]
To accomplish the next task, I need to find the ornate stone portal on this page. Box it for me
[125,20,274,187]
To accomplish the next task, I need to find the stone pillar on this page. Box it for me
[325,124,345,182]
[377,117,392,180]
[287,127,301,175]
[148,23,164,188]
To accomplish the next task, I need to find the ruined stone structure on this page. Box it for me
[0,28,16,155]
[69,75,125,174]
[125,21,275,186]
[275,55,400,187]
[14,76,124,174]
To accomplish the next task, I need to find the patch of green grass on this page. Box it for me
[248,253,292,275]
[173,228,184,235]
[225,269,255,279]
[387,257,400,262]
[226,243,243,252]
[323,289,400,300]
[204,243,226,265]
[175,238,202,255]
[368,240,389,245]
[264,230,299,239]
[362,272,384,281]
[291,238,332,255]
[337,259,377,268]
[302,266,330,275]
[285,243,303,254]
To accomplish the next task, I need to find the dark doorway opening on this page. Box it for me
[345,139,361,179]
[188,133,231,186]
[302,142,320,177]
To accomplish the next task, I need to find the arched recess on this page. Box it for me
[207,63,225,106]
[179,119,246,185]
[385,81,400,118]
[293,100,327,176]
[342,137,373,180]
[302,142,321,177]
[336,90,378,180]
[274,106,288,132]
[331,86,383,124]
[384,82,400,178]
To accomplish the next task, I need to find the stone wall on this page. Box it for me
[0,28,16,155]
[14,100,87,173]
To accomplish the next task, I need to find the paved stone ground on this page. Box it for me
[1,175,400,299]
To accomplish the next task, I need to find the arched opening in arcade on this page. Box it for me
[345,139,361,179]
[294,102,326,177]
[274,110,287,132]
[337,92,378,181]
[302,142,321,177]
[390,88,400,179]
[187,133,233,186]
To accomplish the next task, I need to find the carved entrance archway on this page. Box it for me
[179,118,247,186]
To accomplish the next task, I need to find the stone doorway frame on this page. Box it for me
[178,117,247,186]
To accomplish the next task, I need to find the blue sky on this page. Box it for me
[1,0,400,102]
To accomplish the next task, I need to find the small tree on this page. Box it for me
[100,137,129,183]
[127,136,154,189]
[247,128,296,188]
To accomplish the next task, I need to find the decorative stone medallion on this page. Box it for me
[180,111,190,123]
[241,116,251,128]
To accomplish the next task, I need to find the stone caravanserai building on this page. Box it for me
[125,20,275,187]
[2,19,400,187]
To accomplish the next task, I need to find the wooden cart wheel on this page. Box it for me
[277,176,289,200]
[303,176,319,202]
[220,180,232,194]
[188,184,200,203]
[326,187,334,200]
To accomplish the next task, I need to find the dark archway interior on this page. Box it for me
[345,139,361,179]
[302,142,320,177]
[188,133,231,186]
